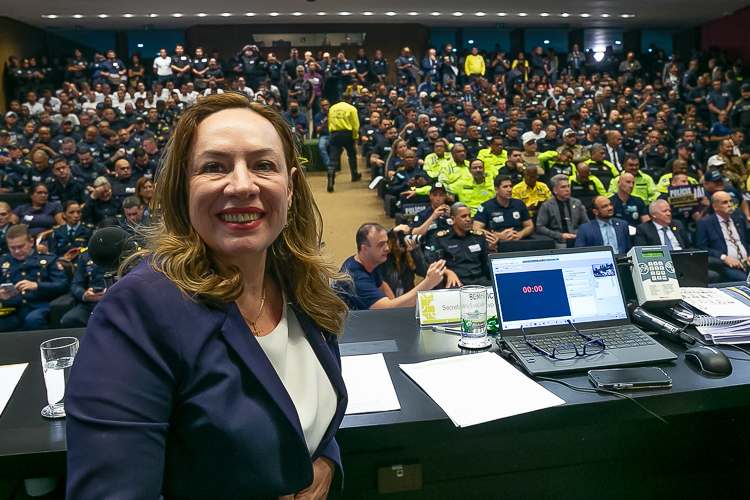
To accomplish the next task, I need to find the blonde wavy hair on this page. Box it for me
[124,92,350,335]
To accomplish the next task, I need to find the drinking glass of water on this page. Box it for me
[40,337,79,418]
[459,286,490,349]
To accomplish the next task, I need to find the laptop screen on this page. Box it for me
[491,249,629,330]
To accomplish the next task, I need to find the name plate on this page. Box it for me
[416,287,497,326]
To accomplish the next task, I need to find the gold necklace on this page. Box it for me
[241,287,266,336]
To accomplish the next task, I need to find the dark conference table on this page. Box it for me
[2,309,750,499]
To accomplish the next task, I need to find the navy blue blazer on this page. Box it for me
[66,262,348,500]
[695,213,748,260]
[604,145,626,168]
[574,217,632,253]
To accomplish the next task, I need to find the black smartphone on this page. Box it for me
[92,286,105,293]
[588,367,672,390]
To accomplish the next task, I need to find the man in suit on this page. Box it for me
[604,130,626,171]
[633,199,689,249]
[536,174,589,248]
[575,195,632,254]
[696,191,750,281]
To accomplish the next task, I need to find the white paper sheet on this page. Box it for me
[0,363,28,417]
[342,353,401,415]
[400,352,565,427]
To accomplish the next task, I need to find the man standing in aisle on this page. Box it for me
[327,93,361,192]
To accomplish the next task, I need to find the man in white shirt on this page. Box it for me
[153,49,173,86]
[22,92,45,116]
[181,82,200,105]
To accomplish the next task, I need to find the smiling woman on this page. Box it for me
[65,93,351,499]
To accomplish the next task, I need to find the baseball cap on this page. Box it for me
[562,128,577,138]
[703,169,723,182]
[430,182,447,193]
[675,141,693,150]
[4,111,17,119]
[96,103,105,109]
[419,91,428,99]
[7,142,20,149]
[742,83,750,92]
[707,155,726,168]
[135,116,145,123]
[0,129,8,136]
[521,132,538,145]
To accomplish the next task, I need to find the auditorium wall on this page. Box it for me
[184,23,430,85]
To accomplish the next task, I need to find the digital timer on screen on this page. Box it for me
[496,270,571,322]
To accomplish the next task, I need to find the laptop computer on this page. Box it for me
[489,246,677,375]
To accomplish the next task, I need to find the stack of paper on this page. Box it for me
[681,287,750,344]
[400,353,565,427]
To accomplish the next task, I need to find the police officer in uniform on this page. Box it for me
[730,83,750,140]
[473,174,533,240]
[410,183,452,242]
[0,202,15,255]
[370,50,390,85]
[60,248,107,328]
[425,202,492,287]
[110,158,138,205]
[46,157,86,204]
[0,224,68,331]
[48,201,94,258]
[82,176,121,225]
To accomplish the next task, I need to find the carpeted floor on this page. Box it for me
[305,153,392,269]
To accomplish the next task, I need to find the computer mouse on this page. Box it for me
[684,346,732,375]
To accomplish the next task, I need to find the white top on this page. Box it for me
[717,214,747,261]
[153,56,173,76]
[255,301,337,456]
[653,222,682,251]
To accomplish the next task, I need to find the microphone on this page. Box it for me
[88,227,136,272]
[627,303,696,345]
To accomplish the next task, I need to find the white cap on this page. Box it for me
[521,131,538,145]
[419,91,429,99]
[707,155,726,168]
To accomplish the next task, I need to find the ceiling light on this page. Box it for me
[137,43,144,48]
[540,13,550,17]
[317,12,327,16]
[221,13,232,17]
[73,14,83,18]
[364,12,373,16]
[244,13,254,17]
[615,40,622,45]
[497,13,507,16]
[431,12,441,16]
[409,12,418,16]
[198,13,207,17]
[338,12,350,16]
[386,11,396,16]
[561,13,570,17]
[468,40,474,44]
[292,12,302,16]
[475,12,486,17]
[518,13,528,17]
[601,13,610,17]
[172,13,183,17]
[580,13,590,17]
[593,52,604,62]
[43,15,59,19]
[149,13,158,17]
[269,12,280,16]
[544,40,550,44]
[453,12,463,17]
[98,14,108,18]
[123,13,133,18]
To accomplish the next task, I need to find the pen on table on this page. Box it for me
[431,325,462,334]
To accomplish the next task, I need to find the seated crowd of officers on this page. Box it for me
[3,42,750,317]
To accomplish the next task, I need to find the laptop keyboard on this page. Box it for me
[509,326,656,357]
